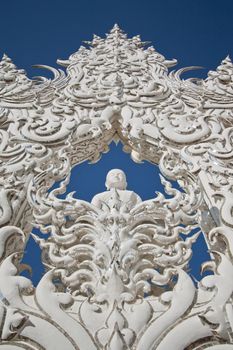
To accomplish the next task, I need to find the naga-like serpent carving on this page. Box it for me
[0,25,232,349]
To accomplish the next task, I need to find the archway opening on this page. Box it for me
[21,142,212,286]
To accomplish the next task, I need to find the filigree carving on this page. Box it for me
[29,168,200,300]
[0,25,232,349]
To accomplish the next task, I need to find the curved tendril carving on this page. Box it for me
[0,25,232,349]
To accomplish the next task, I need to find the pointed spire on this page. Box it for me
[212,55,233,73]
[0,53,32,99]
[0,53,27,77]
[106,24,127,43]
[220,55,232,65]
[110,23,124,33]
[56,25,175,109]
[0,54,18,82]
[0,53,16,69]
[206,55,233,86]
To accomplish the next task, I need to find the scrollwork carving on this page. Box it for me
[0,25,232,349]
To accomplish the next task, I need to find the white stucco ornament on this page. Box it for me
[0,25,233,349]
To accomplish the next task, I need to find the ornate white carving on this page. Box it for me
[0,24,232,349]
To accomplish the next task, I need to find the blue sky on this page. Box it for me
[1,0,233,78]
[3,0,232,284]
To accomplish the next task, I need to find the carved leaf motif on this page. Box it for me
[0,25,232,349]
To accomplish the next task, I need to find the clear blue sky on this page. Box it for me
[4,0,232,284]
[1,0,233,78]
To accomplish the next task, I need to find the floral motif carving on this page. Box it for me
[0,25,232,349]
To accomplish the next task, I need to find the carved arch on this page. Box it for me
[0,25,232,349]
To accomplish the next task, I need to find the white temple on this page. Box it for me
[0,25,233,349]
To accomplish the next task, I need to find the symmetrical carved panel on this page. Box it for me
[0,25,232,349]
